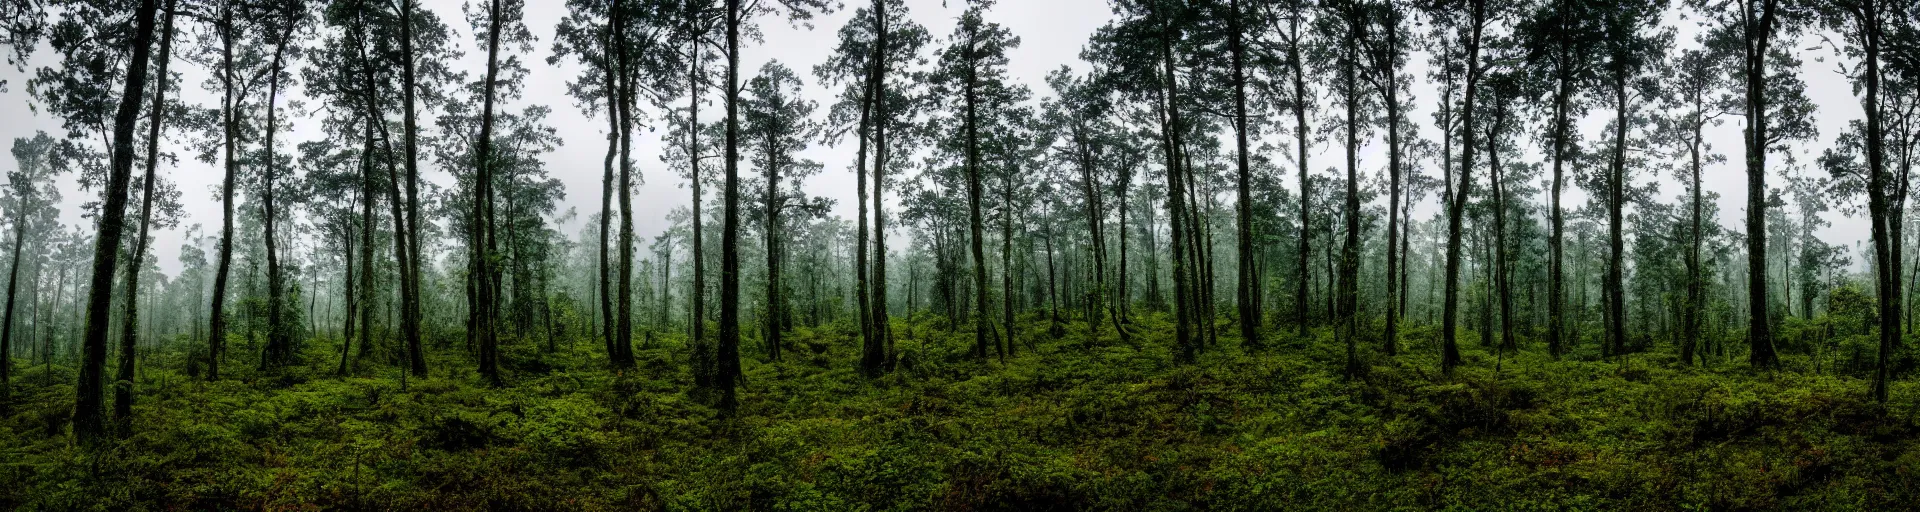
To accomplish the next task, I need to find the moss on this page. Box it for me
[3,317,1919,510]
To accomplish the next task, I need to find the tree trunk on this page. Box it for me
[259,14,297,371]
[1441,0,1486,376]
[1338,20,1361,375]
[473,0,506,384]
[963,20,996,361]
[1684,100,1705,366]
[763,128,784,362]
[685,22,712,388]
[76,0,160,442]
[1228,0,1258,349]
[1489,101,1515,355]
[1744,0,1781,368]
[1156,1,1196,363]
[1856,1,1894,402]
[207,0,242,382]
[397,0,426,376]
[1289,13,1311,338]
[718,0,744,412]
[1548,59,1571,359]
[613,0,638,369]
[110,0,170,424]
[1607,75,1629,360]
[854,0,879,375]
[871,0,896,369]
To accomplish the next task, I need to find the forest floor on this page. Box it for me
[4,315,1920,510]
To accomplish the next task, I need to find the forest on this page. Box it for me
[1,0,1919,508]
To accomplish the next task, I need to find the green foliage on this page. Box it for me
[4,316,1919,510]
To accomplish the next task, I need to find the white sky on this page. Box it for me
[0,0,1870,277]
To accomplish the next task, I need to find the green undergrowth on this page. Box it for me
[3,315,1919,510]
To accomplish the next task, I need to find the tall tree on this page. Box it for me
[1261,0,1316,337]
[742,60,819,362]
[468,0,535,384]
[1357,0,1412,356]
[1818,0,1899,401]
[394,0,433,377]
[1516,0,1601,359]
[1045,68,1124,345]
[201,0,265,382]
[1655,46,1726,366]
[256,0,305,371]
[1693,0,1811,369]
[1,132,60,414]
[1596,0,1667,359]
[73,0,161,442]
[1322,0,1370,374]
[817,0,923,376]
[1429,0,1495,376]
[114,0,178,424]
[931,3,1019,360]
[869,0,922,372]
[717,0,831,411]
[1223,0,1260,349]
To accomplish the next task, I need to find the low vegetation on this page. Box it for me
[6,316,1917,510]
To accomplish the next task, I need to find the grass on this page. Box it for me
[3,313,1918,510]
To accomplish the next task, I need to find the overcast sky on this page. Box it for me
[0,0,1871,277]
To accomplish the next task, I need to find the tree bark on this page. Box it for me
[718,0,744,412]
[397,0,426,376]
[473,0,505,384]
[1228,0,1259,350]
[854,0,879,375]
[1743,0,1781,368]
[1441,0,1486,376]
[75,0,160,442]
[110,0,173,425]
[259,13,297,370]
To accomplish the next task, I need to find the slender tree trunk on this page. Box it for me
[1338,21,1361,375]
[1684,107,1705,366]
[718,0,744,412]
[1442,0,1486,376]
[259,15,297,371]
[364,19,416,376]
[1117,163,1133,323]
[397,0,426,376]
[1489,101,1515,355]
[1156,1,1196,362]
[688,32,712,388]
[871,0,895,368]
[357,101,376,372]
[1289,14,1311,337]
[1001,171,1015,356]
[1856,1,1895,402]
[963,21,996,361]
[1073,122,1110,346]
[763,131,784,362]
[473,0,506,384]
[1376,24,1404,357]
[207,0,241,382]
[1228,0,1259,349]
[113,0,175,421]
[1744,1,1780,368]
[1607,75,1629,359]
[1548,64,1571,359]
[1,203,28,409]
[340,207,357,375]
[599,89,617,364]
[854,1,879,375]
[1045,203,1062,332]
[613,0,638,369]
[75,0,160,442]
